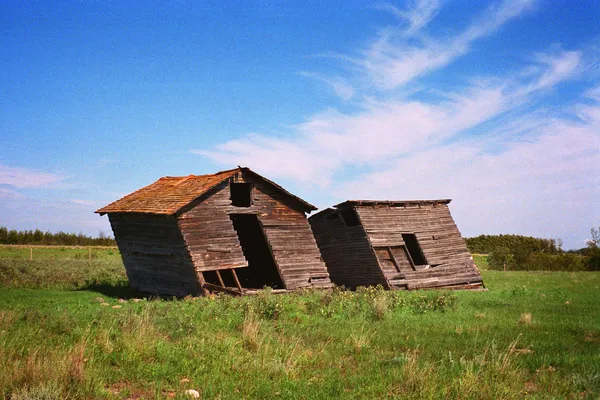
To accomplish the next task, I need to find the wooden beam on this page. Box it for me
[230,268,243,292]
[215,270,225,287]
[387,246,403,273]
[202,282,243,296]
[197,271,210,296]
[400,245,417,271]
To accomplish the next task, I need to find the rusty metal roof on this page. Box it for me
[96,167,316,215]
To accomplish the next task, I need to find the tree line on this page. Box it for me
[0,226,116,246]
[466,234,560,254]
[466,231,600,271]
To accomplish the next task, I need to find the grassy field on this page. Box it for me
[0,251,599,399]
[0,245,120,260]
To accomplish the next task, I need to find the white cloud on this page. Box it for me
[584,85,600,101]
[0,195,112,235]
[526,51,582,92]
[71,199,100,207]
[332,101,600,246]
[359,0,536,89]
[300,72,355,101]
[200,50,580,186]
[377,0,442,36]
[0,165,66,189]
[0,187,23,199]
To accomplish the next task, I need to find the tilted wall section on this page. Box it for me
[177,181,248,273]
[355,203,483,289]
[309,213,386,288]
[108,213,200,296]
[178,173,332,290]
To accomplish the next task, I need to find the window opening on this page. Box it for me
[374,246,414,273]
[230,214,284,289]
[339,208,360,227]
[230,183,252,207]
[402,233,427,266]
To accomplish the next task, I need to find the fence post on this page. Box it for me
[30,247,33,261]
[89,247,92,260]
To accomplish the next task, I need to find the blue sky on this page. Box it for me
[1,0,598,249]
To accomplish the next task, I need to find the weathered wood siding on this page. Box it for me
[178,181,248,273]
[356,204,482,289]
[249,176,332,290]
[178,172,331,290]
[310,213,386,288]
[108,213,200,296]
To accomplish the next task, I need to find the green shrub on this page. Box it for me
[488,248,589,271]
[523,252,588,271]
[466,234,559,255]
[487,247,516,270]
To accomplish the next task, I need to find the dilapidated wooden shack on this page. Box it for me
[309,200,483,290]
[96,167,332,296]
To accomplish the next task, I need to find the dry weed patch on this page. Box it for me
[518,312,533,325]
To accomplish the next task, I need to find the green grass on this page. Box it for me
[472,253,489,270]
[1,256,599,399]
[0,245,120,261]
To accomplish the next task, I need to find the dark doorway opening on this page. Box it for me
[230,214,284,289]
[402,233,427,266]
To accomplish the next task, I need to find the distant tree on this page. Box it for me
[488,247,516,271]
[587,227,600,271]
[0,226,115,246]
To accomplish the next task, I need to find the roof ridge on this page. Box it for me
[95,166,317,215]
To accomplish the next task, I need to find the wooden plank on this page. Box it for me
[202,282,243,296]
[198,272,210,296]
[230,268,243,292]
[215,270,225,287]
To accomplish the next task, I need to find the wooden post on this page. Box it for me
[230,268,243,293]
[29,247,33,261]
[215,270,225,287]
[88,247,92,260]
[503,263,506,272]
[197,271,210,296]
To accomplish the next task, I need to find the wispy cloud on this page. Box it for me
[71,199,100,207]
[0,187,23,199]
[360,0,536,89]
[200,50,581,185]
[333,97,600,242]
[0,165,66,189]
[526,50,582,92]
[300,72,355,101]
[0,194,111,235]
[376,0,442,36]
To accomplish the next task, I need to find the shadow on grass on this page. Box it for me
[78,282,186,301]
[78,282,143,299]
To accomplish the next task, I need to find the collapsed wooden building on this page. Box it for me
[309,200,483,290]
[96,167,332,296]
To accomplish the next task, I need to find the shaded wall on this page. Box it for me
[108,213,200,296]
[310,212,386,288]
